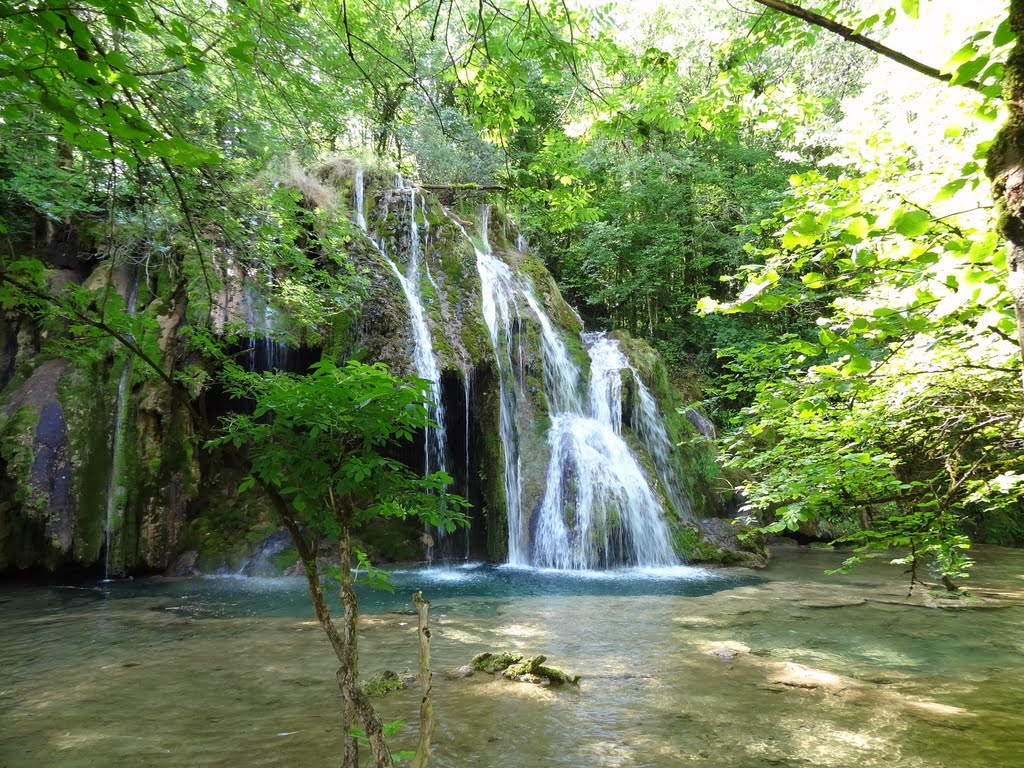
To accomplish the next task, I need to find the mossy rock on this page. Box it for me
[471,651,524,673]
[472,651,581,686]
[362,669,406,697]
[670,518,768,567]
[501,655,581,686]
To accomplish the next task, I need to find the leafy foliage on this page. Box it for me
[212,358,468,540]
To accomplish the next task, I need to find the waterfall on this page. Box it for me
[471,210,527,564]
[528,328,676,570]
[103,266,139,580]
[445,204,678,569]
[242,283,292,373]
[353,171,453,551]
[586,332,692,519]
[354,168,367,231]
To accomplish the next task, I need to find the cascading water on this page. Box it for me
[103,266,139,580]
[242,285,293,373]
[586,332,692,519]
[467,206,527,564]
[526,318,676,569]
[353,171,454,555]
[445,204,679,569]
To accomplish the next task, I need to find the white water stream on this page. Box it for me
[444,204,678,569]
[353,172,451,547]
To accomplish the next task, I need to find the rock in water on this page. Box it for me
[470,651,581,686]
[471,651,524,673]
[362,670,406,697]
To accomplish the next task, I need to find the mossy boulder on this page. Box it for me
[471,651,524,673]
[471,651,581,686]
[502,655,581,686]
[670,518,768,567]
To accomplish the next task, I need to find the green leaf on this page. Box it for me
[842,355,873,375]
[994,20,1015,47]
[942,43,979,75]
[801,272,827,289]
[892,209,932,237]
[900,0,919,18]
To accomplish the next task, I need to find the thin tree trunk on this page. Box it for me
[338,523,392,768]
[986,0,1024,390]
[410,591,435,768]
[268,494,360,766]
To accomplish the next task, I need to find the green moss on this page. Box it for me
[362,669,406,697]
[518,255,583,336]
[670,521,725,563]
[58,362,117,564]
[471,651,524,673]
[500,654,581,685]
[183,463,277,570]
[669,518,767,566]
[0,405,44,514]
[268,545,300,572]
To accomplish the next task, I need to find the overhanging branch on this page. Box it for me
[750,0,985,93]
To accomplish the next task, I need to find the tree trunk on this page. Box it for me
[338,524,392,768]
[410,591,434,768]
[270,499,361,767]
[986,0,1024,390]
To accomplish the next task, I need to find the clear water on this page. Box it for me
[3,546,1023,767]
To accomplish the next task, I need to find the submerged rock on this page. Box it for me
[447,664,475,680]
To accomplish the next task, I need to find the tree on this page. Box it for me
[987,0,1024,389]
[211,359,467,767]
[696,0,1024,585]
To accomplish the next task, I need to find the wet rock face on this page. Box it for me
[29,400,75,552]
[1,360,76,568]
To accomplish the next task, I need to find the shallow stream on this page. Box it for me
[2,545,1022,767]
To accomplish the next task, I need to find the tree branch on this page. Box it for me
[0,269,200,422]
[750,0,985,93]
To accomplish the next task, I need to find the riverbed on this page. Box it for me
[2,545,1022,767]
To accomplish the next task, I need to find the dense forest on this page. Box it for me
[2,1,1024,766]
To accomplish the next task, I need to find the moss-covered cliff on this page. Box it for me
[0,163,743,575]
